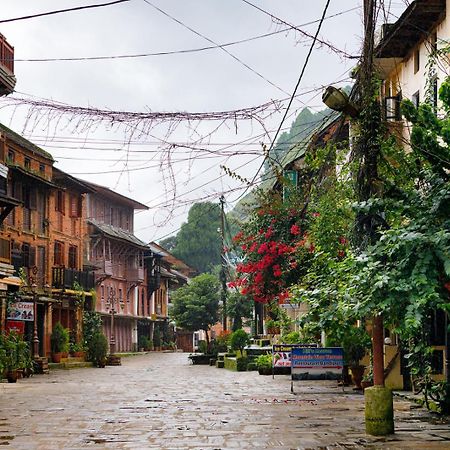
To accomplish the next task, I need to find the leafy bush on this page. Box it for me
[256,353,272,370]
[198,340,208,354]
[87,332,108,367]
[50,322,70,354]
[281,331,301,344]
[230,329,249,355]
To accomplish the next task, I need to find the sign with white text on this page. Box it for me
[291,347,343,380]
[272,343,318,368]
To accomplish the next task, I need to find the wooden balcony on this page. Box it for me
[127,266,144,282]
[92,259,113,277]
[0,34,15,95]
[52,266,95,291]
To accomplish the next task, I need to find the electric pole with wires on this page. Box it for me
[219,195,228,331]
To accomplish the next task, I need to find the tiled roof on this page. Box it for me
[88,218,149,249]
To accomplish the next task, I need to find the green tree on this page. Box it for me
[158,235,177,252]
[227,290,253,331]
[170,273,220,346]
[171,202,221,273]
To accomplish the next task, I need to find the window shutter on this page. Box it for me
[29,246,36,268]
[29,189,37,210]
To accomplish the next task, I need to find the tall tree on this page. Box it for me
[172,202,221,273]
[170,273,220,345]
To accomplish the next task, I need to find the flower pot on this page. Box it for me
[6,370,19,383]
[267,327,280,335]
[258,367,273,375]
[350,365,365,390]
[52,352,63,363]
[73,351,85,358]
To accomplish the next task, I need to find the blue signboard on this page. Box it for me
[291,347,344,380]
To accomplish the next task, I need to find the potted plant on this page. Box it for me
[1,332,30,383]
[50,322,70,363]
[342,327,370,390]
[265,319,280,335]
[153,328,161,351]
[70,342,86,358]
[87,332,108,367]
[256,354,273,375]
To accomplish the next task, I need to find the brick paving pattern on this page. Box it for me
[1,352,449,449]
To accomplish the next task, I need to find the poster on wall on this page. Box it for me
[7,301,34,321]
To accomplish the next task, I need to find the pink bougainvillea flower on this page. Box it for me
[290,224,301,235]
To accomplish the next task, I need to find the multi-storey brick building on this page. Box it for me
[83,181,149,352]
[0,124,94,360]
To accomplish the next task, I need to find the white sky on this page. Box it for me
[0,0,407,243]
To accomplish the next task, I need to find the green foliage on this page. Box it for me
[153,328,161,347]
[171,202,222,273]
[87,332,108,366]
[50,322,70,354]
[198,340,208,353]
[281,331,301,344]
[255,353,272,370]
[83,311,103,352]
[227,291,253,331]
[158,235,178,252]
[0,332,31,373]
[170,273,220,338]
[230,329,250,355]
[138,335,152,350]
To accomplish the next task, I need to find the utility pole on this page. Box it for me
[359,0,394,435]
[219,195,227,331]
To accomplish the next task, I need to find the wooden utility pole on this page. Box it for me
[360,0,394,435]
[219,195,227,331]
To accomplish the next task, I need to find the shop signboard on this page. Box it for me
[6,320,25,334]
[7,301,34,321]
[291,347,344,380]
[272,343,318,368]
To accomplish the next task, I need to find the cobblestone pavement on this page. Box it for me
[1,352,449,449]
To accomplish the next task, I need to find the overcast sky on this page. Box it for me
[0,0,406,243]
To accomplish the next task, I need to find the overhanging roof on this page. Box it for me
[53,167,96,193]
[375,0,446,59]
[0,123,54,161]
[88,218,149,249]
[78,179,149,210]
[9,165,59,188]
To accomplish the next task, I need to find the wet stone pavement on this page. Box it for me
[1,352,449,449]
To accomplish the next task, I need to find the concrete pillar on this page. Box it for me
[365,386,394,435]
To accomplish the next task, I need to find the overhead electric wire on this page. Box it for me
[231,0,333,204]
[142,0,291,98]
[0,0,131,24]
[241,0,354,59]
[13,7,359,63]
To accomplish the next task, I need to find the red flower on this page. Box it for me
[290,224,300,235]
[273,265,282,277]
[265,227,274,239]
[312,212,320,217]
[337,250,345,258]
[339,236,348,245]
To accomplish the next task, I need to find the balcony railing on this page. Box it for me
[0,34,14,74]
[52,266,95,291]
[0,34,15,95]
[92,259,113,277]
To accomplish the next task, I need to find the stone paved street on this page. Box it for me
[1,352,449,449]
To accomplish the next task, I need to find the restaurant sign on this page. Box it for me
[291,347,344,380]
[7,301,34,321]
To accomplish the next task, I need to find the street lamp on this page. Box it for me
[106,288,117,355]
[31,282,39,359]
[322,86,359,118]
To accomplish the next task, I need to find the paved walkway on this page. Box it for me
[1,352,449,449]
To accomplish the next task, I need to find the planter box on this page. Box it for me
[188,354,212,365]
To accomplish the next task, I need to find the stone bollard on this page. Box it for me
[365,386,394,436]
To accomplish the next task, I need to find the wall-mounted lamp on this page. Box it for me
[322,86,359,118]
